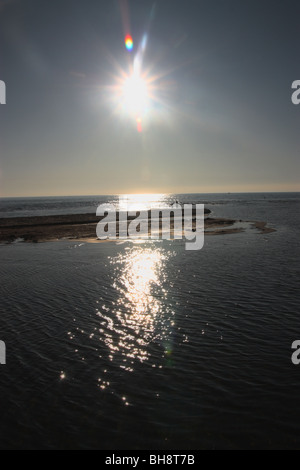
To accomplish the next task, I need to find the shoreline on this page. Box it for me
[0,211,275,243]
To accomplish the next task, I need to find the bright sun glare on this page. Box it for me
[108,28,171,132]
[122,73,148,115]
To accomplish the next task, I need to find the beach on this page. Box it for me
[0,193,298,450]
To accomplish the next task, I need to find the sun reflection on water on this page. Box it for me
[118,193,170,212]
[96,245,174,371]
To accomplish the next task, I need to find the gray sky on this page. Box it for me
[0,0,299,196]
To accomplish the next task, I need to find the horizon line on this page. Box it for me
[1,190,300,199]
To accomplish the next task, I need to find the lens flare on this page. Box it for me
[107,28,174,132]
[125,34,133,51]
[136,116,142,133]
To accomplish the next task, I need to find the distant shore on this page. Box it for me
[0,210,275,243]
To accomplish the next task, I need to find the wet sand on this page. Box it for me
[251,221,276,234]
[0,211,275,243]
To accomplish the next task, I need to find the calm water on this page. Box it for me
[0,193,300,449]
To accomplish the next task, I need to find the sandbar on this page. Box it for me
[0,211,275,243]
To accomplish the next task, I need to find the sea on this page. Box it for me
[0,192,299,450]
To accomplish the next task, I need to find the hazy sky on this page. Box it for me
[0,0,299,196]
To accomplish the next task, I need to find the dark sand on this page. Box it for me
[0,211,275,243]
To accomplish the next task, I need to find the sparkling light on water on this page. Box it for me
[118,193,169,212]
[96,246,175,371]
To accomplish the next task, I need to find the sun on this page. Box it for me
[122,73,149,116]
[107,33,173,132]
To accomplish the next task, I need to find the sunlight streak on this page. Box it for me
[95,245,175,370]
